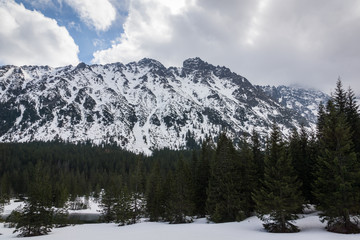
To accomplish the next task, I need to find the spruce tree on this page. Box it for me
[317,102,326,139]
[14,161,56,237]
[253,124,303,233]
[129,156,145,224]
[251,129,264,185]
[52,181,69,209]
[113,186,133,226]
[345,87,360,155]
[238,137,257,214]
[313,100,360,233]
[99,175,122,223]
[333,79,360,155]
[100,175,134,226]
[166,158,195,223]
[193,138,212,217]
[334,78,347,113]
[145,161,166,221]
[289,126,315,203]
[206,133,248,223]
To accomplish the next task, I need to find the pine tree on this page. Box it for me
[206,132,248,223]
[253,124,303,233]
[145,161,166,221]
[99,175,122,223]
[52,181,69,209]
[113,186,133,226]
[193,139,212,217]
[129,156,145,224]
[333,79,360,155]
[334,77,347,113]
[99,175,134,226]
[289,126,315,203]
[345,87,360,155]
[313,100,360,233]
[166,158,195,223]
[251,129,264,185]
[238,137,257,214]
[317,102,326,139]
[14,161,56,237]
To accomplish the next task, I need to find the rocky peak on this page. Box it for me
[0,58,329,154]
[182,57,212,71]
[138,58,166,70]
[75,62,88,70]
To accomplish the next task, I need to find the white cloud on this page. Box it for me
[92,0,196,64]
[63,0,116,31]
[92,0,360,93]
[0,0,79,67]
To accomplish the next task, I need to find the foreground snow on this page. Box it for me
[3,197,101,215]
[1,212,359,240]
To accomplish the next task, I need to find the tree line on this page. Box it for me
[0,79,360,236]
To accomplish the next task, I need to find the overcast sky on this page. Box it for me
[1,0,359,94]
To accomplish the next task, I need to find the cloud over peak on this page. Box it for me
[92,0,360,93]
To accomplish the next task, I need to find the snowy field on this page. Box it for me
[1,210,360,240]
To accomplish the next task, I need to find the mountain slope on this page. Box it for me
[258,85,330,126]
[0,58,324,153]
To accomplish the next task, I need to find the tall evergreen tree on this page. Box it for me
[345,87,360,155]
[99,175,123,223]
[253,124,303,233]
[333,79,360,155]
[113,186,133,226]
[206,133,248,223]
[145,161,166,221]
[14,161,58,237]
[317,102,326,139]
[251,129,264,185]
[334,77,347,113]
[166,158,195,223]
[52,181,69,209]
[313,100,360,233]
[289,126,315,203]
[129,156,145,224]
[238,137,257,214]
[193,138,213,217]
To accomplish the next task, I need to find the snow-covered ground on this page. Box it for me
[2,198,101,216]
[1,209,359,239]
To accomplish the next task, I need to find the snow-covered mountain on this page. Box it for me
[258,85,330,126]
[0,58,326,153]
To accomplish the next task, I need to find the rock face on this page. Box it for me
[0,57,328,153]
[258,85,330,126]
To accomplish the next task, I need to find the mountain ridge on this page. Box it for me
[0,58,328,153]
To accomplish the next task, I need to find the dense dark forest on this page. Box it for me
[0,80,360,236]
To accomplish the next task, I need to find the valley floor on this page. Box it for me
[1,212,359,240]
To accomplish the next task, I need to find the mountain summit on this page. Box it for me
[0,58,327,153]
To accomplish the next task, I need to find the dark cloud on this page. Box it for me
[92,0,360,93]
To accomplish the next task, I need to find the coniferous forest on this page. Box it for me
[1,80,360,236]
